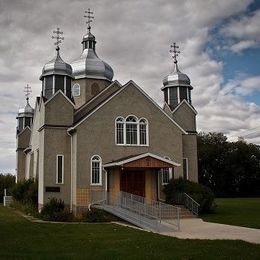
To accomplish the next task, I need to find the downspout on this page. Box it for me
[67,130,73,212]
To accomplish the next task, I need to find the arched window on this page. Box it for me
[72,83,80,97]
[115,115,149,146]
[126,116,138,145]
[91,155,102,185]
[116,117,124,144]
[139,118,148,145]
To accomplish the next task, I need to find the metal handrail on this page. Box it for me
[104,191,180,231]
[183,193,200,216]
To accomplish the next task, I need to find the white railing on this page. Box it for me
[102,191,180,231]
[3,188,13,206]
[175,192,200,216]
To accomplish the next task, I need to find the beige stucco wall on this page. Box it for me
[16,128,31,181]
[72,78,111,109]
[74,83,184,195]
[42,128,71,205]
[172,102,196,132]
[44,93,74,126]
[182,134,198,182]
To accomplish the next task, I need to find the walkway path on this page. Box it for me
[162,218,260,244]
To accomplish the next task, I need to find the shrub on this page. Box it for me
[11,178,38,207]
[40,198,73,222]
[82,207,119,222]
[164,178,215,213]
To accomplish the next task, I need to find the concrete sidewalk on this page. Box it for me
[162,218,260,244]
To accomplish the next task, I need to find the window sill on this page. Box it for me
[90,183,103,186]
[115,144,149,147]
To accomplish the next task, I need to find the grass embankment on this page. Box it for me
[0,206,260,259]
[202,198,260,229]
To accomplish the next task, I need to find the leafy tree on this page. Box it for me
[198,132,260,197]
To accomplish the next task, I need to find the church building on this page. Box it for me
[16,11,198,213]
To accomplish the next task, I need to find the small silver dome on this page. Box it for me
[18,102,34,117]
[162,63,192,89]
[40,48,73,80]
[82,31,95,41]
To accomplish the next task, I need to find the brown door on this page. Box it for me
[120,170,145,197]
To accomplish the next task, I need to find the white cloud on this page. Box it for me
[0,0,259,172]
[221,9,260,53]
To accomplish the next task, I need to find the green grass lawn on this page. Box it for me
[202,198,260,229]
[0,206,260,259]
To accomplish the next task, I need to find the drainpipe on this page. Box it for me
[67,130,73,212]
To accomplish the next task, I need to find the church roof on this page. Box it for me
[68,80,187,134]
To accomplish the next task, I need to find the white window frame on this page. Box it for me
[72,83,80,97]
[115,115,149,147]
[161,156,173,185]
[90,155,102,186]
[115,117,125,145]
[183,158,189,180]
[56,154,64,184]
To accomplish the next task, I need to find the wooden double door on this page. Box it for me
[120,170,145,197]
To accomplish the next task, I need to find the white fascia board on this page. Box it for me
[103,152,181,167]
[172,99,197,115]
[44,89,75,108]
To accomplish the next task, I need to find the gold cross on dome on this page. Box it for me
[51,27,64,50]
[24,84,32,103]
[84,8,94,32]
[170,42,180,64]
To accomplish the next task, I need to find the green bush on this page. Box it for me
[11,178,38,207]
[40,198,73,222]
[82,207,119,222]
[164,178,215,213]
[0,174,16,203]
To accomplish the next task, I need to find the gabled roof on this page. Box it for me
[44,90,75,108]
[172,99,197,115]
[74,80,122,124]
[103,152,180,167]
[68,80,187,134]
[17,126,31,137]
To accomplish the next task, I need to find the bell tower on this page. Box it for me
[16,84,34,135]
[162,43,193,110]
[39,28,74,100]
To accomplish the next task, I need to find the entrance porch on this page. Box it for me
[103,153,180,203]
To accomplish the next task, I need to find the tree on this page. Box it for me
[198,132,260,197]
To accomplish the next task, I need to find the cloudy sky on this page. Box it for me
[1,0,260,173]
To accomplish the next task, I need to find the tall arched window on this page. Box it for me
[72,83,80,97]
[139,118,148,145]
[116,117,124,144]
[91,155,102,185]
[126,116,138,145]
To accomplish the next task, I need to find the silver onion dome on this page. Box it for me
[18,102,34,115]
[40,47,73,80]
[162,62,192,90]
[71,32,114,81]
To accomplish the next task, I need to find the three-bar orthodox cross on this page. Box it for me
[24,84,32,104]
[52,27,64,51]
[84,8,94,32]
[170,42,180,64]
